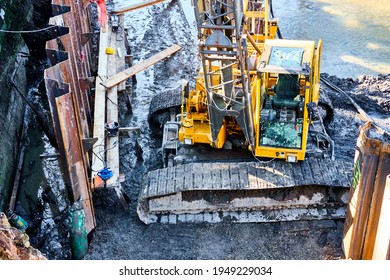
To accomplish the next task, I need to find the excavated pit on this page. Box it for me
[84,0,388,260]
[3,0,389,260]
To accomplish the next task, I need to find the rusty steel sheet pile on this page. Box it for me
[44,0,96,233]
[343,122,390,260]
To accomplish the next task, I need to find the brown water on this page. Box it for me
[272,0,390,77]
[179,0,390,78]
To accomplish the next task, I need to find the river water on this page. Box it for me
[271,0,390,78]
[179,0,390,78]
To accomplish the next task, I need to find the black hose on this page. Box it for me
[268,0,283,39]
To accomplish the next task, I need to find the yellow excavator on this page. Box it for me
[139,0,351,224]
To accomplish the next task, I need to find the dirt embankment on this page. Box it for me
[0,212,46,260]
[323,73,390,161]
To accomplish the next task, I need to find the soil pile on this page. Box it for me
[0,212,47,260]
[323,73,390,156]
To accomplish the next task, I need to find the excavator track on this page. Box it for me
[148,88,181,135]
[137,158,352,224]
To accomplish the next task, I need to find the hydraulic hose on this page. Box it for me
[268,0,283,39]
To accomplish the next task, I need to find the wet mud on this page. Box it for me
[85,0,389,260]
[8,0,389,260]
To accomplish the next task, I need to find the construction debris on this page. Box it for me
[102,44,182,88]
[111,0,170,15]
[0,212,46,260]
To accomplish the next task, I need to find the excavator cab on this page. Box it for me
[254,39,324,162]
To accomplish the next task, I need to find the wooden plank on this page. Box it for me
[111,0,168,15]
[106,21,120,188]
[371,175,390,259]
[105,87,119,188]
[103,44,182,88]
[118,126,140,132]
[91,28,109,188]
[116,15,127,93]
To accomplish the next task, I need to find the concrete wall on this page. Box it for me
[0,1,32,211]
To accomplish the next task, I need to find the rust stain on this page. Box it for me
[343,122,390,260]
[44,0,96,233]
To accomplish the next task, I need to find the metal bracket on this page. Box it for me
[49,26,69,39]
[81,32,93,45]
[46,79,70,98]
[52,5,71,16]
[82,137,98,153]
[46,49,69,66]
[79,77,95,92]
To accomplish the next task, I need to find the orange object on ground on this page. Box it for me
[91,0,107,32]
[93,175,105,190]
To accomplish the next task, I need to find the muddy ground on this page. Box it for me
[83,1,389,260]
[9,0,388,260]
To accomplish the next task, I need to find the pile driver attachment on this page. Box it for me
[139,0,352,224]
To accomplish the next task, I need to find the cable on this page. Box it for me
[0,25,57,34]
[254,153,276,164]
[92,150,106,170]
[91,135,108,169]
[106,95,118,107]
[268,0,283,39]
[115,24,124,42]
[309,114,335,160]
[91,136,119,172]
